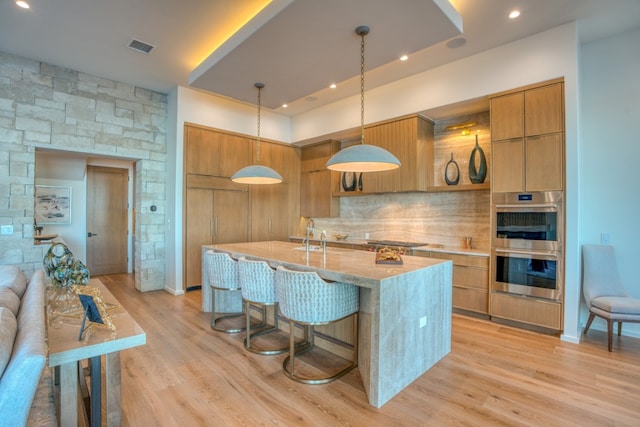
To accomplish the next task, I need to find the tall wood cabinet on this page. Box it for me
[185,176,248,289]
[183,124,298,289]
[250,142,300,241]
[490,80,564,192]
[359,115,434,193]
[300,141,340,217]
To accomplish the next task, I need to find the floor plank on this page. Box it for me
[97,274,640,426]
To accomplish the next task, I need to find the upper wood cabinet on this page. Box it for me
[301,141,336,173]
[525,84,564,136]
[490,92,524,141]
[300,141,340,217]
[490,80,564,192]
[359,115,434,193]
[185,124,251,177]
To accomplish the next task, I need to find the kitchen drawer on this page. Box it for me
[428,251,488,268]
[453,265,488,290]
[453,287,488,314]
[490,292,562,330]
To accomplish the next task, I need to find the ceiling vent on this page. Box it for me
[128,38,155,54]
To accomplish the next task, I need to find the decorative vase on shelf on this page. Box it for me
[342,172,357,191]
[468,135,487,184]
[445,153,460,185]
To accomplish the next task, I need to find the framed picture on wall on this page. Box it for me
[35,185,72,224]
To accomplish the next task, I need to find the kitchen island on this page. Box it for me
[202,241,452,408]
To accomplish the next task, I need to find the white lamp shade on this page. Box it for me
[231,165,283,184]
[325,144,401,172]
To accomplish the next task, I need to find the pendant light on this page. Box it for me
[326,26,401,173]
[231,83,283,184]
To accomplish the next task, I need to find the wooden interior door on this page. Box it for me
[86,166,128,276]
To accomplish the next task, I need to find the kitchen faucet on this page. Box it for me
[305,218,315,257]
[320,230,327,255]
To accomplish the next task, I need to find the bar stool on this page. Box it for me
[205,250,245,333]
[237,257,289,355]
[275,265,359,384]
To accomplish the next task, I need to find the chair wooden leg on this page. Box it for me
[583,312,596,334]
[607,319,613,352]
[617,322,622,336]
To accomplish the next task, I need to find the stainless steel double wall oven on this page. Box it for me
[491,191,564,302]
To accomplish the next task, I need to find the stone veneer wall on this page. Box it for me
[0,51,167,292]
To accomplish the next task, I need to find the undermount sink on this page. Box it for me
[292,245,322,252]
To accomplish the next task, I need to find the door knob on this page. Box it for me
[87,232,98,237]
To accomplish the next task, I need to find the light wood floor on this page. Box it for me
[99,274,640,427]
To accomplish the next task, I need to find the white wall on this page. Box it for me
[579,27,640,337]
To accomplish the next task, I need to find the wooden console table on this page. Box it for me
[47,279,146,426]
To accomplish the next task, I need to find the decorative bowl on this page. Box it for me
[334,233,348,240]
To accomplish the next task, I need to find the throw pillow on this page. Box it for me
[0,266,28,298]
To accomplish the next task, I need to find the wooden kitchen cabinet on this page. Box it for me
[185,124,251,177]
[300,141,340,217]
[525,83,564,136]
[490,92,524,141]
[183,124,297,289]
[250,142,300,241]
[184,175,249,289]
[301,140,337,172]
[490,80,564,192]
[525,133,564,191]
[414,251,489,315]
[359,115,434,193]
[490,292,562,331]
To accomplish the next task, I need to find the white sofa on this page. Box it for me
[0,265,55,426]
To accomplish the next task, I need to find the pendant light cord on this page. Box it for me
[360,29,366,145]
[256,84,262,165]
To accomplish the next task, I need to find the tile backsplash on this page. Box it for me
[301,190,490,250]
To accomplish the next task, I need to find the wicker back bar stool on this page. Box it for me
[275,265,359,384]
[237,257,290,355]
[204,250,245,333]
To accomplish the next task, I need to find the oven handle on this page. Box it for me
[495,248,558,259]
[495,203,558,210]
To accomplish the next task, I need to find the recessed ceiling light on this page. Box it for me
[16,1,30,9]
[329,83,336,89]
[282,104,288,108]
[509,10,520,19]
[399,55,408,61]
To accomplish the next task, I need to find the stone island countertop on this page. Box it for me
[201,240,452,408]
